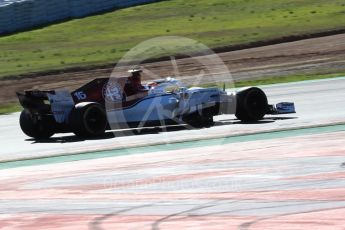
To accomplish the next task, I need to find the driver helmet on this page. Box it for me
[128,68,143,80]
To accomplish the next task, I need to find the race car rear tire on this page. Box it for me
[69,102,107,138]
[235,87,268,122]
[19,110,55,139]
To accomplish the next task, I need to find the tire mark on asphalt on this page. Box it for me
[238,206,345,230]
[88,203,156,230]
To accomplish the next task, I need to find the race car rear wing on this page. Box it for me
[17,90,76,123]
[16,90,54,112]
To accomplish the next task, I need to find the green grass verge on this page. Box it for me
[0,102,21,115]
[0,0,345,78]
[233,72,345,88]
[1,72,344,115]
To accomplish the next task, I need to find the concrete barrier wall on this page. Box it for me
[0,0,161,35]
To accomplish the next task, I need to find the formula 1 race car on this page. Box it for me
[17,76,296,139]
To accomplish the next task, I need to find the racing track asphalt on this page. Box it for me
[0,77,345,229]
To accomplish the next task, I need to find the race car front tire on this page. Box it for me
[69,102,107,138]
[235,87,268,122]
[19,110,55,139]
